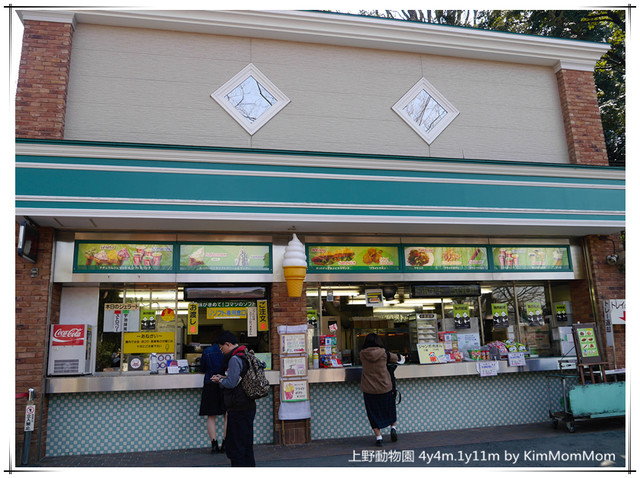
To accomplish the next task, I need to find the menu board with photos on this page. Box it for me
[492,246,571,271]
[404,246,489,271]
[75,242,174,272]
[179,243,271,272]
[573,324,602,362]
[307,245,400,272]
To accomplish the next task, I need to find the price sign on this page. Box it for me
[477,361,499,377]
[508,352,526,367]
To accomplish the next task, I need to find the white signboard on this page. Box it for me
[247,307,257,337]
[607,299,626,325]
[476,361,499,377]
[508,352,527,367]
[457,333,481,353]
[24,404,35,431]
[104,304,140,332]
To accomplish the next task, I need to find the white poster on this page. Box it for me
[104,304,140,332]
[507,352,527,367]
[476,361,499,377]
[457,333,481,353]
[247,307,258,337]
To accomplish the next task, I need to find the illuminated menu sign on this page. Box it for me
[412,284,481,298]
[75,242,174,272]
[179,243,271,272]
[404,246,489,271]
[492,246,571,271]
[307,245,401,272]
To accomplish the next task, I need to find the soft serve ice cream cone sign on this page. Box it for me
[282,234,307,297]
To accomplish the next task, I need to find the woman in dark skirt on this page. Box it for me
[199,343,226,453]
[359,333,405,446]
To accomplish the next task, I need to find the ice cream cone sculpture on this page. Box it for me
[283,234,307,297]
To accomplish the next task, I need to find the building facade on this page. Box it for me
[15,10,624,461]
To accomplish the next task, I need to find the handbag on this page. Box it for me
[386,351,402,405]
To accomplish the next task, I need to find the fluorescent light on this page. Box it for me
[306,289,360,297]
[373,308,416,314]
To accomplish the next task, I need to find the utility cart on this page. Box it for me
[546,323,625,432]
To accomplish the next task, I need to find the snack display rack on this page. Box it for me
[409,313,438,346]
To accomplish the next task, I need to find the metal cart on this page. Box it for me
[546,370,625,432]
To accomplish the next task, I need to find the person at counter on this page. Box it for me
[211,331,256,467]
[199,343,226,454]
[360,333,405,447]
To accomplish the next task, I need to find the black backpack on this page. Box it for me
[386,351,402,405]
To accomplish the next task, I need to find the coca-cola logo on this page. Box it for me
[51,325,85,346]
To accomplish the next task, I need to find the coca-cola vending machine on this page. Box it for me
[48,324,93,375]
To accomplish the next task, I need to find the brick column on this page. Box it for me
[556,66,624,369]
[569,234,625,368]
[15,224,61,462]
[16,16,75,138]
[269,282,311,445]
[15,12,74,462]
[555,68,609,166]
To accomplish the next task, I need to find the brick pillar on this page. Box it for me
[15,224,61,462]
[570,234,625,368]
[269,282,311,445]
[556,67,624,368]
[15,17,75,138]
[555,68,609,166]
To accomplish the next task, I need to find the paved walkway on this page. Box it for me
[30,417,626,468]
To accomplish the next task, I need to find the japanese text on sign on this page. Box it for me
[187,302,198,335]
[123,332,175,354]
[257,300,268,332]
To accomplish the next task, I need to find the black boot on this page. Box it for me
[219,439,225,454]
[211,440,219,453]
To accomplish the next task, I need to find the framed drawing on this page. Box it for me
[280,355,308,378]
[280,333,307,354]
[281,379,309,402]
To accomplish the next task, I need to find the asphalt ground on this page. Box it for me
[28,417,626,469]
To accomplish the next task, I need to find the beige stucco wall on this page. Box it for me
[64,24,570,163]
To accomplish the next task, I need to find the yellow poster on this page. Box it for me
[123,332,175,354]
[257,299,269,332]
[187,302,198,335]
[417,343,446,364]
[206,307,247,320]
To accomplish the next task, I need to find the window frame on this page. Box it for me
[210,63,291,135]
[392,77,460,144]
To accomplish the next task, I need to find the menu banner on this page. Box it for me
[187,303,198,335]
[491,303,509,329]
[104,303,140,333]
[453,304,471,329]
[75,242,174,272]
[179,244,271,272]
[525,302,544,327]
[257,300,269,332]
[307,245,400,272]
[404,246,489,271]
[492,246,571,271]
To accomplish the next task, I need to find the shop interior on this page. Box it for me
[91,280,574,373]
[305,281,574,365]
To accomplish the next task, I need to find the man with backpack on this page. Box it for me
[211,331,257,467]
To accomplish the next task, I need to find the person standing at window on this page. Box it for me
[199,343,227,453]
[359,333,404,446]
[211,331,256,467]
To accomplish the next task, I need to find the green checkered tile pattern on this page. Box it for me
[310,373,574,440]
[46,388,273,457]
